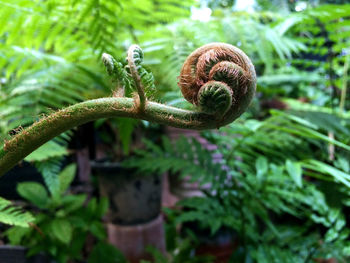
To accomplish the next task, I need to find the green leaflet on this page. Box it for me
[0,197,34,227]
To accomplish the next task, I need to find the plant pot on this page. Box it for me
[107,215,166,263]
[91,161,162,225]
[0,245,50,263]
[91,161,165,262]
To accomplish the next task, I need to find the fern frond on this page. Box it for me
[124,136,227,186]
[0,197,34,227]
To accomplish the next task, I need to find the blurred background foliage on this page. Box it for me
[1,0,350,262]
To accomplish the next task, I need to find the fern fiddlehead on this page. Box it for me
[0,43,256,175]
[178,43,256,125]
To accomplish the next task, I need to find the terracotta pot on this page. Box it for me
[107,215,166,263]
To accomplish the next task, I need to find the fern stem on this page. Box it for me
[0,97,217,176]
[127,45,146,110]
[0,43,256,176]
[340,55,349,112]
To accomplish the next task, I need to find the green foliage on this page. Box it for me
[139,11,306,103]
[139,3,350,115]
[141,237,214,263]
[103,45,156,99]
[125,107,350,262]
[283,4,350,107]
[0,197,34,227]
[0,0,193,175]
[24,132,73,199]
[88,242,127,263]
[17,182,49,209]
[0,0,193,116]
[4,163,123,263]
[1,1,350,261]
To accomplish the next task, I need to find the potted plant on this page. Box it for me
[91,119,166,263]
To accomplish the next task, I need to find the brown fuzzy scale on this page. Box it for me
[178,42,256,122]
[209,61,251,93]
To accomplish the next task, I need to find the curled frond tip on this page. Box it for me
[178,42,256,126]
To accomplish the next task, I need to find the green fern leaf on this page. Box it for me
[0,197,34,227]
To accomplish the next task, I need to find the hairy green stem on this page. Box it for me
[0,43,256,176]
[0,97,217,176]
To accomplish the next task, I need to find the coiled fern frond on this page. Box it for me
[0,43,256,175]
[178,43,256,124]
